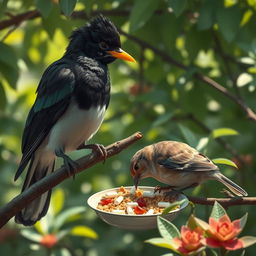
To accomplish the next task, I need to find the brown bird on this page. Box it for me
[130,141,247,196]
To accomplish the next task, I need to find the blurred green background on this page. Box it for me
[0,0,256,255]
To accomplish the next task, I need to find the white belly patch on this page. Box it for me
[46,102,106,152]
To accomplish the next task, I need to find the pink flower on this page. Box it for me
[205,215,243,250]
[173,226,204,255]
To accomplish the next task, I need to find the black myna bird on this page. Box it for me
[130,141,247,197]
[14,15,135,225]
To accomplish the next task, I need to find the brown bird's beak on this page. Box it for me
[107,48,136,63]
[133,174,141,189]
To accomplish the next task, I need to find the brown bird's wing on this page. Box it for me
[155,141,218,172]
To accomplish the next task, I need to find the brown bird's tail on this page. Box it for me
[213,172,248,197]
[15,156,55,226]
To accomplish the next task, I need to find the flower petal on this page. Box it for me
[219,215,231,223]
[205,237,222,248]
[233,219,242,234]
[209,217,218,230]
[222,238,243,251]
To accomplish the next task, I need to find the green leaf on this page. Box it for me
[0,42,18,69]
[20,229,42,242]
[239,236,256,248]
[157,216,180,240]
[59,0,77,16]
[178,124,198,148]
[217,6,242,42]
[129,0,158,32]
[0,0,8,18]
[212,158,238,168]
[145,238,178,251]
[152,113,173,127]
[52,206,86,231]
[51,188,65,216]
[239,213,248,231]
[0,63,19,89]
[192,216,210,231]
[161,198,188,215]
[210,201,227,220]
[34,221,46,235]
[70,225,98,239]
[211,128,239,139]
[239,250,245,256]
[196,137,209,151]
[36,0,53,18]
[0,82,6,110]
[168,0,187,17]
[197,0,216,30]
[187,215,198,230]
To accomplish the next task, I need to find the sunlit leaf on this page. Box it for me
[129,0,158,32]
[196,137,209,151]
[70,225,98,239]
[59,0,77,16]
[237,73,253,87]
[211,128,239,139]
[240,9,253,26]
[51,188,65,216]
[34,221,46,235]
[212,158,238,168]
[145,238,177,251]
[157,216,180,240]
[210,201,227,220]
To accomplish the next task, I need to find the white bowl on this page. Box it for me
[87,186,189,230]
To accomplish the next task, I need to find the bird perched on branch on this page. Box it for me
[14,15,136,226]
[130,141,247,197]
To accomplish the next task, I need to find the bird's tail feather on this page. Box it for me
[214,172,248,197]
[15,157,55,226]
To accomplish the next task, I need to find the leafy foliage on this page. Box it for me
[0,0,256,255]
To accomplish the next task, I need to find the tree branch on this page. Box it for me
[0,132,143,228]
[188,196,256,208]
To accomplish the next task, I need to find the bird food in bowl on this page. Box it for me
[87,186,189,230]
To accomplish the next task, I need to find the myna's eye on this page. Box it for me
[99,41,109,50]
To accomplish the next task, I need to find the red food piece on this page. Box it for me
[137,197,147,207]
[134,206,146,215]
[100,198,113,205]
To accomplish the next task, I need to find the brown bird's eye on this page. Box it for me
[99,41,109,50]
[134,163,139,171]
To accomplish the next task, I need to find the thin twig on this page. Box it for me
[0,132,143,228]
[188,196,256,207]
